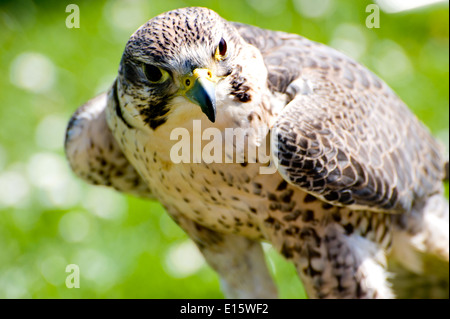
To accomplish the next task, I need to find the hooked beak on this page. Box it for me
[184,68,217,123]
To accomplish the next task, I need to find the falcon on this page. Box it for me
[65,7,449,298]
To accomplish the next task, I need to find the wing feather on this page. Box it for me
[234,22,445,212]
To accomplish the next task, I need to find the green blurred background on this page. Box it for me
[0,0,448,298]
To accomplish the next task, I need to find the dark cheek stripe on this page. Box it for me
[140,99,171,130]
[113,80,133,129]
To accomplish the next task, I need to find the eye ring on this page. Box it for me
[215,38,227,60]
[143,64,169,83]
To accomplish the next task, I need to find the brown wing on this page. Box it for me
[233,22,445,212]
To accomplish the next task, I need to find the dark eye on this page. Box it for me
[215,38,227,61]
[144,64,163,82]
[218,38,227,56]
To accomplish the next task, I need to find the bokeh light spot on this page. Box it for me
[74,248,120,291]
[58,211,90,243]
[104,0,149,32]
[0,268,31,298]
[293,0,335,18]
[35,115,67,151]
[0,170,31,208]
[84,186,127,220]
[371,40,413,82]
[27,152,82,208]
[10,52,56,93]
[40,255,68,286]
[330,24,367,60]
[164,240,205,278]
[376,0,448,13]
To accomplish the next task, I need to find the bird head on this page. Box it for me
[113,7,259,131]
